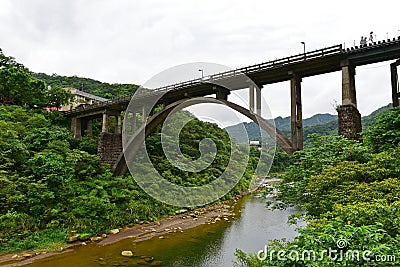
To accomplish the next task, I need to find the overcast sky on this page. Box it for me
[0,0,399,120]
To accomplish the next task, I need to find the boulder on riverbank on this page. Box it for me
[66,234,80,243]
[121,250,133,257]
[110,229,120,234]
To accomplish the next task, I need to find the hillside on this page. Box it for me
[33,73,139,99]
[225,113,338,144]
[274,113,337,132]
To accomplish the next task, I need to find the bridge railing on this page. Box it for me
[64,44,344,116]
[65,38,400,117]
[211,44,344,79]
[344,36,400,53]
[148,44,344,90]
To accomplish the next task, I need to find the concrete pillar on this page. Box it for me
[341,60,357,107]
[132,112,137,132]
[115,114,122,134]
[123,112,135,139]
[256,86,261,115]
[102,111,109,133]
[71,117,82,138]
[338,60,362,140]
[141,106,146,125]
[391,61,399,107]
[249,85,255,113]
[290,73,303,151]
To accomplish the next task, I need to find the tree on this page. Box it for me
[235,108,400,266]
[0,49,47,106]
[0,48,27,70]
[363,107,400,153]
[45,85,74,107]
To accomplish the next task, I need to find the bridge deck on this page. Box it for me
[65,37,400,117]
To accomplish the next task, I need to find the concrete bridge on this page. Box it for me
[65,37,400,176]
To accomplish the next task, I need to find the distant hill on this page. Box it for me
[274,113,337,132]
[226,113,338,144]
[226,103,393,144]
[33,73,139,99]
[361,103,393,128]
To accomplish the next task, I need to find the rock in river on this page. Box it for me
[110,228,120,234]
[121,250,133,257]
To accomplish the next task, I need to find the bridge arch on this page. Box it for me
[113,97,293,176]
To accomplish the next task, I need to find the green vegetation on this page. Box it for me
[0,104,262,253]
[33,72,139,99]
[0,49,266,254]
[235,107,400,266]
[0,49,73,107]
[274,113,337,132]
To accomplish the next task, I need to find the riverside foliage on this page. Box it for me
[235,107,400,266]
[0,49,270,254]
[0,104,265,253]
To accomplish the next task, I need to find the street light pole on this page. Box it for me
[198,69,204,81]
[301,42,305,59]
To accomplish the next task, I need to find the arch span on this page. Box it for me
[113,97,293,176]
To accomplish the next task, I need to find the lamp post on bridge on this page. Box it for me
[198,69,204,81]
[301,42,305,59]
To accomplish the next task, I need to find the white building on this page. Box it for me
[249,140,262,149]
[61,88,108,111]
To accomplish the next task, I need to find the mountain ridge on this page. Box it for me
[225,103,393,144]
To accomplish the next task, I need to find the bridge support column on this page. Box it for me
[338,60,362,140]
[98,132,122,166]
[391,60,400,107]
[249,85,255,113]
[115,114,122,134]
[341,60,357,106]
[256,86,261,115]
[131,112,137,132]
[102,111,109,133]
[141,106,146,125]
[249,85,261,115]
[289,73,303,151]
[71,117,82,138]
[123,112,136,139]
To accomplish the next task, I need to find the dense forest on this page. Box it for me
[0,105,263,253]
[0,49,264,253]
[32,73,139,99]
[235,107,400,266]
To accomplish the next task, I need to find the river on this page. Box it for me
[13,192,304,267]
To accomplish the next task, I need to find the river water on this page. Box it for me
[19,193,304,267]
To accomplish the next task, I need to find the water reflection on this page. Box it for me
[21,194,304,267]
[198,195,305,266]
